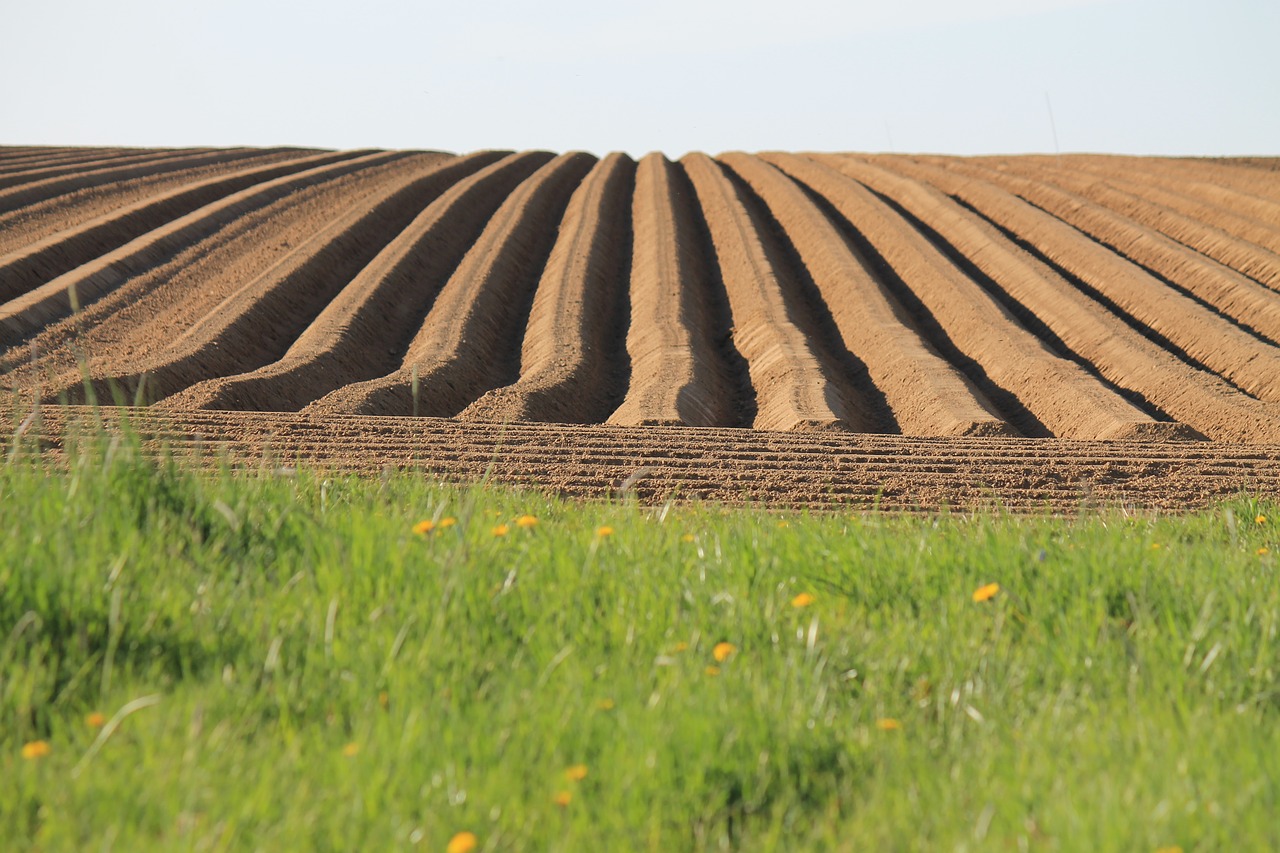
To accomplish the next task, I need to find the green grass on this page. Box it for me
[2,431,1278,851]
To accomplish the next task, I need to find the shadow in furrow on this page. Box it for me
[952,195,1264,401]
[795,180,1051,437]
[669,162,757,428]
[717,161,895,433]
[872,189,1179,424]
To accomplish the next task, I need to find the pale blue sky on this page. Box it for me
[2,0,1276,156]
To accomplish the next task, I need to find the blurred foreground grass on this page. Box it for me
[1,429,1277,851]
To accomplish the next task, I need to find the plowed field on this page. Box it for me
[4,146,1280,509]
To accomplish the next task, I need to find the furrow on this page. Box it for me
[950,159,1280,343]
[461,153,636,424]
[0,148,376,304]
[820,155,1280,443]
[0,147,162,176]
[680,153,859,432]
[161,151,554,412]
[793,156,1185,441]
[608,154,739,428]
[0,149,316,256]
[0,150,408,350]
[1099,158,1280,226]
[0,148,218,190]
[866,156,1280,403]
[991,157,1280,277]
[43,152,492,406]
[0,146,290,214]
[724,152,1012,437]
[0,154,450,398]
[0,147,146,171]
[305,152,597,417]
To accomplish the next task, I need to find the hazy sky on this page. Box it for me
[2,0,1276,156]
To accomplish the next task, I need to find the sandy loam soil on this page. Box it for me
[3,146,1280,508]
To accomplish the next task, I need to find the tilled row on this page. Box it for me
[8,407,1280,511]
[2,147,1280,442]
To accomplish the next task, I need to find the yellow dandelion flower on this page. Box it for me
[876,718,902,731]
[1258,547,1270,556]
[1150,543,1162,551]
[671,642,689,653]
[596,525,614,537]
[565,764,589,782]
[777,520,790,528]
[447,831,478,853]
[705,665,721,676]
[412,519,435,535]
[21,740,51,760]
[554,790,573,807]
[439,517,457,529]
[516,514,539,528]
[491,524,510,537]
[791,592,816,608]
[681,533,696,542]
[1154,847,1183,853]
[1256,514,1268,525]
[972,582,1000,603]
[342,742,359,757]
[597,698,615,711]
[713,642,737,662]
[85,711,107,728]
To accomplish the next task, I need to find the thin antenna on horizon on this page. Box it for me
[884,119,896,154]
[1044,92,1061,165]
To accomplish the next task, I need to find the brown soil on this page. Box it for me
[4,146,1280,509]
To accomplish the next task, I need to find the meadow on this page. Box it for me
[2,432,1278,851]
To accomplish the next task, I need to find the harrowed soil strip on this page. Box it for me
[787,154,1186,441]
[681,152,860,432]
[162,151,554,413]
[869,156,1280,404]
[608,153,740,428]
[723,152,1012,437]
[460,152,636,424]
[937,157,1280,343]
[302,152,597,417]
[9,405,1280,512]
[0,150,410,348]
[821,155,1280,444]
